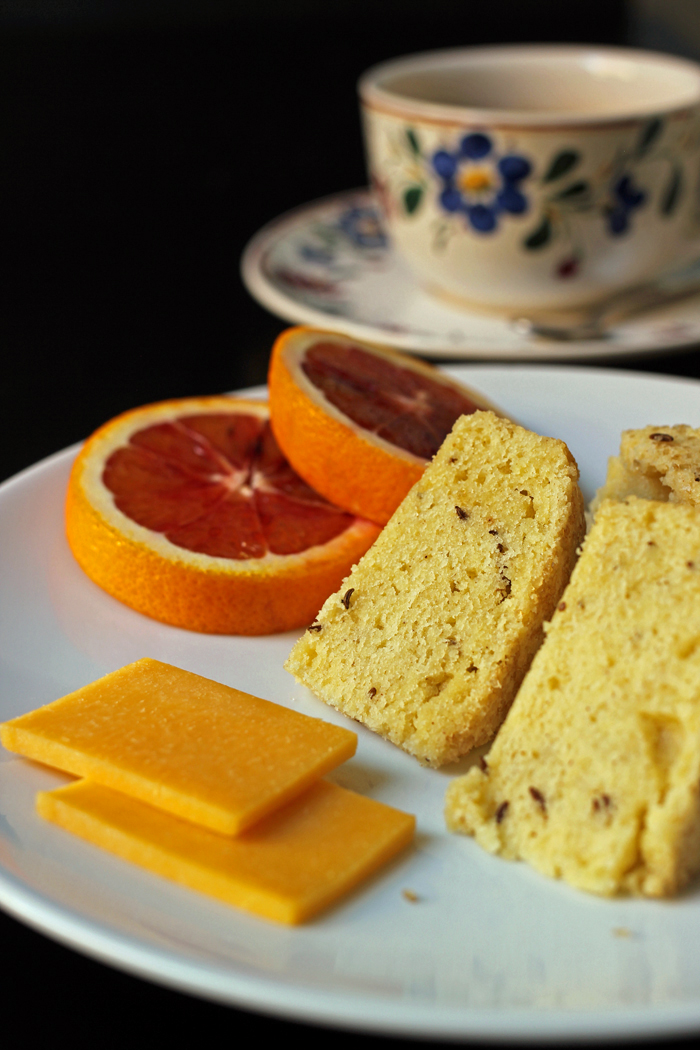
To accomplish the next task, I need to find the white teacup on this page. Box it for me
[359,45,700,312]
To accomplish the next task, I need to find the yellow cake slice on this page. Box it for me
[591,424,700,513]
[445,496,700,897]
[285,411,585,767]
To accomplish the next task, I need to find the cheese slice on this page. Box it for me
[2,659,356,835]
[37,778,415,924]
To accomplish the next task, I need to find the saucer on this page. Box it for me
[241,189,700,360]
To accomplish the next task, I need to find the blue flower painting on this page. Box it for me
[432,133,532,233]
[606,174,646,235]
[338,205,387,249]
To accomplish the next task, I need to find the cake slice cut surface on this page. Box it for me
[285,411,585,767]
[37,778,415,924]
[445,497,700,897]
[1,658,357,835]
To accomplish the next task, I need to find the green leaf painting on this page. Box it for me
[406,128,421,156]
[523,216,552,250]
[403,185,423,214]
[636,117,663,157]
[660,166,683,216]
[543,150,580,182]
[553,180,590,201]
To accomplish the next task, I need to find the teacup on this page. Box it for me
[359,45,700,312]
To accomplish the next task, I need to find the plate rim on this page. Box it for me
[4,860,700,1043]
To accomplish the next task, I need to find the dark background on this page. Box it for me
[3,1,700,1046]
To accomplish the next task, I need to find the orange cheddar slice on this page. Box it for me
[37,779,415,924]
[2,659,357,835]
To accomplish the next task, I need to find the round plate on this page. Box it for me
[241,189,700,360]
[4,367,700,1041]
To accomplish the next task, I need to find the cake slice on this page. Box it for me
[591,424,700,512]
[285,411,585,767]
[445,496,700,897]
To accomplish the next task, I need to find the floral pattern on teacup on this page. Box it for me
[431,132,532,233]
[387,115,697,281]
[520,117,687,278]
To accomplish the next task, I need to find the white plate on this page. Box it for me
[241,189,700,361]
[4,367,700,1042]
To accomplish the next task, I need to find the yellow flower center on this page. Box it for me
[458,166,494,194]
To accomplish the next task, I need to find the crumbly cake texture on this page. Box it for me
[285,411,585,767]
[591,425,700,513]
[446,496,700,898]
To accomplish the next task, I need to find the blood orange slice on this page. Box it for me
[268,327,505,525]
[66,396,381,635]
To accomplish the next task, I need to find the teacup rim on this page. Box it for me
[358,44,700,129]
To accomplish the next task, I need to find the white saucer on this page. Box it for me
[241,189,700,361]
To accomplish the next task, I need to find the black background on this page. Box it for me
[3,2,700,1047]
